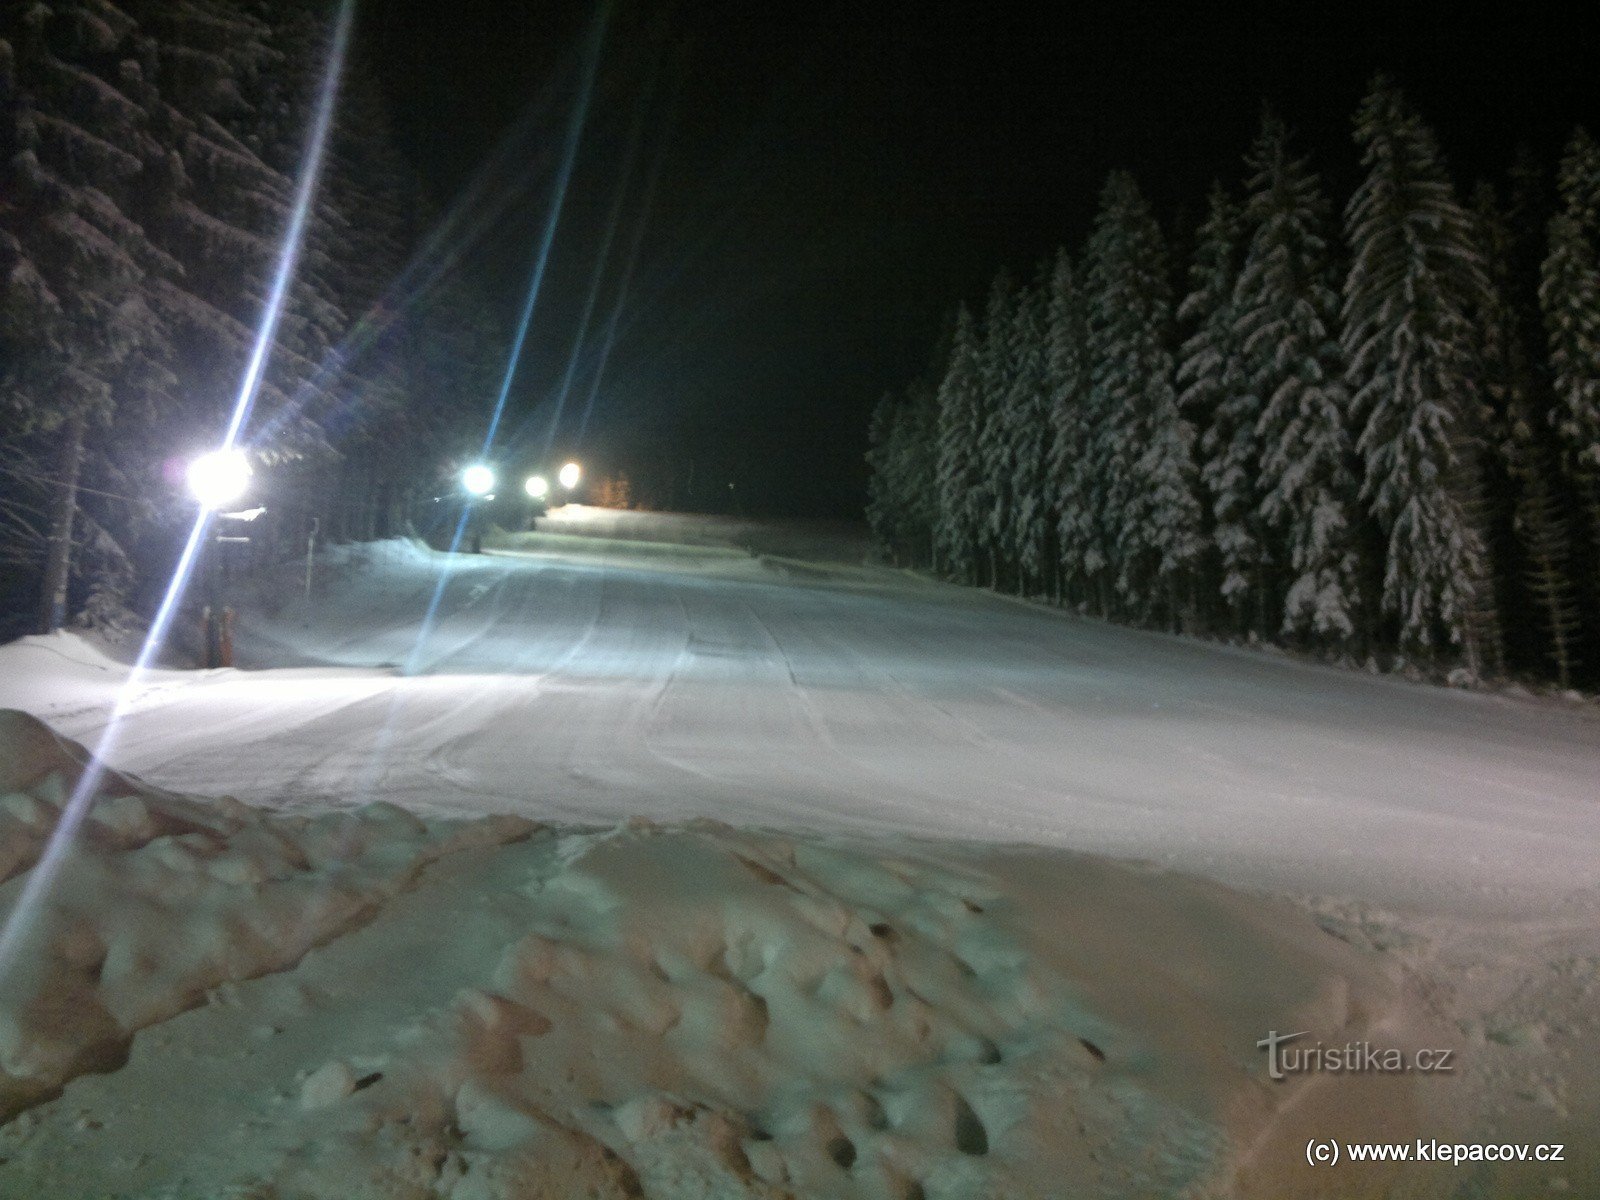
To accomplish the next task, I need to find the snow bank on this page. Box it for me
[0,710,1406,1198]
[0,709,533,1121]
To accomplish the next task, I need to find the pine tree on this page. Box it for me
[935,306,984,583]
[975,270,1016,588]
[1237,112,1363,647]
[1478,184,1581,684]
[1176,181,1254,630]
[1044,248,1094,606]
[128,0,332,431]
[867,383,939,567]
[1541,127,1600,645]
[866,390,908,562]
[0,2,173,633]
[1084,171,1203,625]
[1342,79,1494,668]
[1004,267,1053,594]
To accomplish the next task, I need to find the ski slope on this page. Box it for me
[2,511,1595,916]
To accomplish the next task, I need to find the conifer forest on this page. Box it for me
[0,1,505,639]
[867,82,1600,689]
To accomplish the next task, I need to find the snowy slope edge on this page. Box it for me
[0,708,536,1120]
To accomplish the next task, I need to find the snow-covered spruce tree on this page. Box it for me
[866,391,910,563]
[1176,181,1254,632]
[1541,127,1600,644]
[866,383,939,567]
[1084,171,1204,626]
[975,270,1018,588]
[128,0,326,416]
[292,51,422,541]
[1044,247,1095,607]
[1341,79,1496,672]
[1004,266,1054,595]
[0,3,174,634]
[1477,183,1582,684]
[905,382,942,566]
[1236,112,1364,650]
[935,305,985,583]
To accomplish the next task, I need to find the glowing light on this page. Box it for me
[186,449,252,511]
[525,474,550,499]
[575,100,671,444]
[462,464,495,496]
[559,462,581,489]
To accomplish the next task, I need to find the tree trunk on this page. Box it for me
[37,408,88,635]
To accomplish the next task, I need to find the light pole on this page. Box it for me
[461,463,494,553]
[186,449,253,668]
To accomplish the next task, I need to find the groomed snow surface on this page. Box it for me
[0,507,1595,1197]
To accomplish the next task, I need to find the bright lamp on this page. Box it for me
[187,449,252,511]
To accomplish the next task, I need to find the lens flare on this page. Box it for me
[476,3,610,460]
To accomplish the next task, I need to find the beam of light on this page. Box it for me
[573,103,674,445]
[490,82,679,462]
[402,1,609,678]
[223,3,355,451]
[534,67,653,464]
[0,0,356,985]
[478,1,609,460]
[252,68,580,449]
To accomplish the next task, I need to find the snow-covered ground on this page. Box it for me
[0,507,1595,1195]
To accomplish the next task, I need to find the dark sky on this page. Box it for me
[364,1,1598,517]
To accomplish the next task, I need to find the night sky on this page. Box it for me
[365,1,1598,518]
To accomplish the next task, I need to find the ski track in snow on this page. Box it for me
[4,527,1597,918]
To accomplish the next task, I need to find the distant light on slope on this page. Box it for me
[559,462,581,490]
[525,474,550,499]
[462,464,495,496]
[186,449,252,511]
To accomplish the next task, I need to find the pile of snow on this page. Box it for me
[0,709,1413,1198]
[0,709,531,1121]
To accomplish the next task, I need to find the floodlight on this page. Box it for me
[187,449,252,511]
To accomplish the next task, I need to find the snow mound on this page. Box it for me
[0,709,535,1121]
[0,737,1403,1198]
